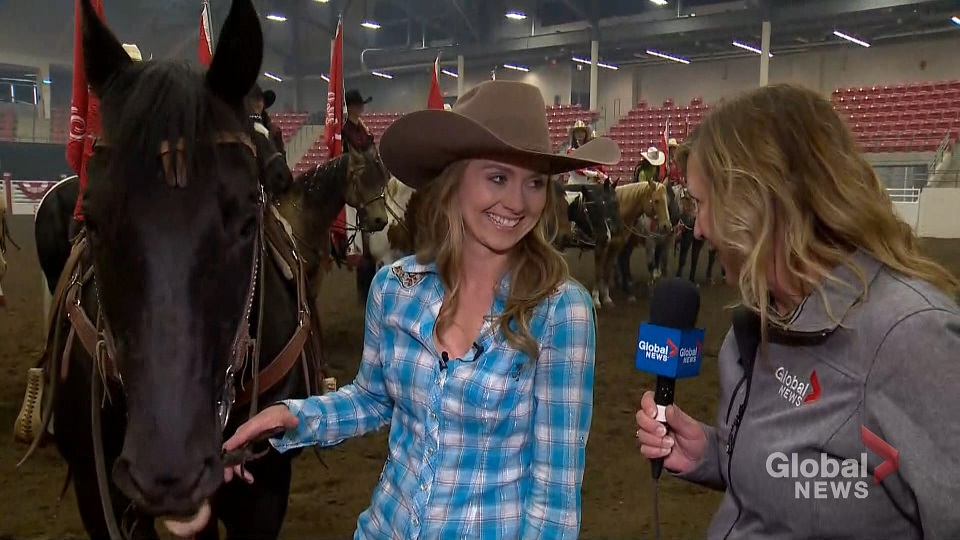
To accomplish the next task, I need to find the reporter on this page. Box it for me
[635,83,960,539]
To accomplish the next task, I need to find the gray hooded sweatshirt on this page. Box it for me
[676,249,960,539]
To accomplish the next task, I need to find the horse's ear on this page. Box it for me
[205,0,263,109]
[80,0,132,96]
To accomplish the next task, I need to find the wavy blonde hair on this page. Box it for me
[678,83,959,335]
[413,160,570,359]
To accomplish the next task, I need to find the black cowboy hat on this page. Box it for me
[250,83,276,109]
[345,89,373,106]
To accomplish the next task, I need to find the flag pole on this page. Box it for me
[204,0,214,49]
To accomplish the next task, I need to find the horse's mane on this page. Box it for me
[292,153,349,205]
[615,181,658,207]
[98,60,245,185]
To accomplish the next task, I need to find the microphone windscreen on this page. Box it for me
[649,277,701,329]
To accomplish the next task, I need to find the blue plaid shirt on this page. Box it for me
[271,255,596,539]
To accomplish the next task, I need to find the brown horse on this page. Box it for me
[611,178,672,302]
[275,144,390,319]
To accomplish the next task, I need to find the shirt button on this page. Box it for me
[412,517,419,526]
[426,447,434,455]
[430,412,437,420]
[421,481,428,490]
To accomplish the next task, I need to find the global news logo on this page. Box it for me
[765,426,899,499]
[634,324,705,380]
[638,339,677,363]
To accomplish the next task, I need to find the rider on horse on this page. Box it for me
[565,120,609,185]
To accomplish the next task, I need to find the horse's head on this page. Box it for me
[346,145,389,232]
[250,125,293,199]
[645,177,672,234]
[676,185,697,223]
[78,0,264,518]
[576,181,621,247]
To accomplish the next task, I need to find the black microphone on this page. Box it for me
[635,278,703,480]
[440,343,483,372]
[439,351,450,371]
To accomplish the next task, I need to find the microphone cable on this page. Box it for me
[652,476,662,540]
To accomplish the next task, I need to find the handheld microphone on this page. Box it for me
[635,278,704,480]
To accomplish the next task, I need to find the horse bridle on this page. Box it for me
[82,131,266,431]
[342,149,388,232]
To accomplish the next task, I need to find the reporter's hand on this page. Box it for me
[222,404,299,484]
[635,390,708,475]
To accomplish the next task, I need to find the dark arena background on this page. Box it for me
[2,0,960,537]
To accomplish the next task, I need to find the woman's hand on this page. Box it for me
[222,404,299,483]
[635,390,708,475]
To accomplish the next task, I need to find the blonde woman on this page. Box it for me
[223,81,620,539]
[635,83,960,538]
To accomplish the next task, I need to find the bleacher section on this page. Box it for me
[270,112,309,143]
[603,79,960,179]
[831,80,960,153]
[605,98,709,178]
[292,105,598,176]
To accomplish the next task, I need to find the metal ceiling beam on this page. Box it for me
[449,0,480,41]
[381,0,454,39]
[314,0,943,73]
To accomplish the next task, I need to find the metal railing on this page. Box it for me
[886,187,922,203]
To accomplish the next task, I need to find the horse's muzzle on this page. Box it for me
[112,453,221,517]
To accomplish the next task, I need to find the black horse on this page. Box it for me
[556,179,622,308]
[674,187,721,283]
[25,1,319,538]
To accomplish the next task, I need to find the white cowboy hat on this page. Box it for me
[640,146,666,166]
[122,43,143,62]
[667,138,679,147]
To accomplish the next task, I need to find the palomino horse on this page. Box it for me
[556,178,623,308]
[673,185,722,283]
[611,178,672,303]
[275,144,389,318]
[16,2,325,538]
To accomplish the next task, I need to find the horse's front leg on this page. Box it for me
[689,237,704,283]
[597,244,615,308]
[590,247,603,309]
[644,237,659,284]
[216,448,295,540]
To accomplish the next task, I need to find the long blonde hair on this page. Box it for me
[414,160,570,359]
[680,83,959,333]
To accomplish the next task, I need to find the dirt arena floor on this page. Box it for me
[1,214,958,539]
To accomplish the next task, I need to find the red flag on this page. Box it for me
[326,17,350,263]
[198,2,213,67]
[427,57,444,110]
[324,17,344,158]
[67,0,105,222]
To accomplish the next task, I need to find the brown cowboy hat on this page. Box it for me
[379,80,621,189]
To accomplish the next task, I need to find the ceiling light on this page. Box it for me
[441,69,459,78]
[505,11,527,20]
[371,70,393,79]
[314,0,329,2]
[263,72,282,82]
[649,0,668,5]
[503,63,529,72]
[732,40,773,57]
[833,30,870,47]
[645,49,690,64]
[951,16,960,26]
[42,78,52,84]
[571,56,619,70]
[266,14,287,22]
[320,74,330,82]
[361,21,381,29]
